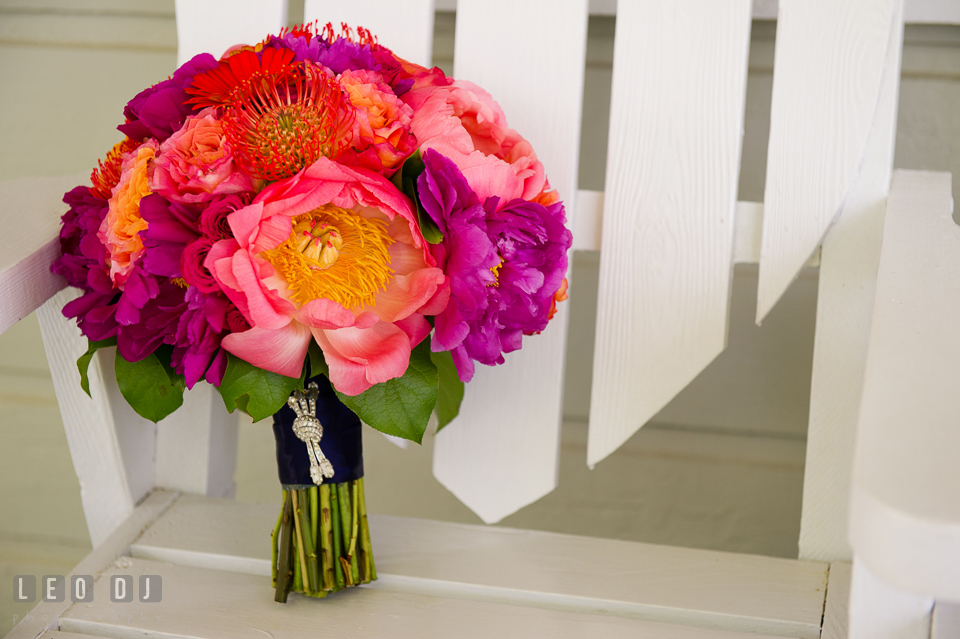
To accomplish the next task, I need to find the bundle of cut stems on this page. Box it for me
[271,477,376,602]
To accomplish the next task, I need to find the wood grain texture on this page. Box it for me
[174,0,288,65]
[432,0,587,523]
[0,175,82,336]
[130,495,828,638]
[35,290,156,548]
[822,562,852,639]
[4,490,177,639]
[60,557,793,639]
[848,557,933,639]
[587,0,752,466]
[797,0,904,563]
[849,171,960,600]
[756,0,898,322]
[304,0,436,67]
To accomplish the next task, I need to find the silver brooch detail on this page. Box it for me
[288,382,335,485]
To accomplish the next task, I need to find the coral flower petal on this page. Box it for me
[221,322,311,379]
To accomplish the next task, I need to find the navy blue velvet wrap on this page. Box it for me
[272,375,364,487]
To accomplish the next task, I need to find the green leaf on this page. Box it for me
[114,346,185,423]
[76,337,116,397]
[336,339,438,443]
[217,352,303,422]
[390,150,443,244]
[431,349,464,431]
[307,340,329,379]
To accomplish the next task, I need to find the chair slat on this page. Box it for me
[304,0,436,67]
[797,0,904,563]
[756,0,898,322]
[174,0,289,65]
[587,0,752,466]
[431,0,587,524]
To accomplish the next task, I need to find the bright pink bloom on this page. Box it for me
[409,81,552,206]
[206,157,447,394]
[338,69,416,176]
[151,107,255,204]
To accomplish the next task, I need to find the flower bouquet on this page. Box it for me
[53,22,571,602]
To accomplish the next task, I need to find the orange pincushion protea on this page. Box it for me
[222,61,354,182]
[90,137,140,200]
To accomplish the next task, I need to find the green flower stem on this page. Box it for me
[270,491,284,588]
[273,480,374,601]
[358,477,376,581]
[319,485,334,591]
[292,531,302,592]
[309,487,319,548]
[338,482,360,585]
[330,486,346,589]
[275,493,294,603]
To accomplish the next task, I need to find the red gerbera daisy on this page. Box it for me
[185,46,297,109]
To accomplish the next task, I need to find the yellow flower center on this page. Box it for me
[260,205,394,309]
[489,255,504,287]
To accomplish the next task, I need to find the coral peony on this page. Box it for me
[408,81,552,207]
[206,157,446,394]
[151,107,255,203]
[418,150,570,382]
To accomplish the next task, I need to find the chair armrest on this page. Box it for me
[0,174,85,335]
[850,169,960,600]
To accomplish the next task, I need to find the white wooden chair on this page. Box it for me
[2,0,959,637]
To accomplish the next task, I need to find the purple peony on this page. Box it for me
[418,150,572,382]
[118,53,219,142]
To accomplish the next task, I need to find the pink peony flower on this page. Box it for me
[338,69,416,175]
[205,157,448,395]
[151,107,255,204]
[408,81,553,207]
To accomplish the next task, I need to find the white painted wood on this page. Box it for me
[756,0,900,323]
[130,495,829,638]
[304,0,436,68]
[35,290,156,548]
[435,0,960,23]
[850,170,960,600]
[4,490,178,639]
[154,387,237,498]
[797,0,904,563]
[61,557,792,639]
[822,562,853,639]
[848,558,933,639]
[0,175,80,336]
[932,602,960,639]
[431,0,587,524]
[174,0,288,65]
[587,0,752,466]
